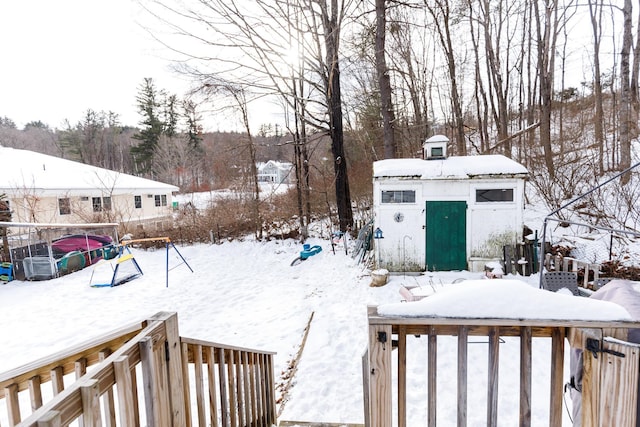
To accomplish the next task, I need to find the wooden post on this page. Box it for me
[140,336,159,427]
[113,355,138,427]
[397,326,407,427]
[549,328,565,426]
[181,341,192,427]
[217,348,229,427]
[487,327,499,427]
[207,347,219,427]
[519,327,532,427]
[428,326,437,427]
[368,322,392,427]
[28,375,44,411]
[362,349,370,427]
[457,326,468,427]
[98,350,116,427]
[598,339,639,426]
[75,358,88,427]
[80,379,101,427]
[37,411,62,427]
[5,383,21,425]
[194,345,206,427]
[50,367,64,395]
[160,313,188,426]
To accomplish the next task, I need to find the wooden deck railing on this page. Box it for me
[366,306,640,427]
[0,312,276,427]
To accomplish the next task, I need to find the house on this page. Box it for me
[372,135,529,272]
[257,160,294,184]
[0,146,179,229]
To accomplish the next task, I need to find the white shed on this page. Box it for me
[372,135,529,272]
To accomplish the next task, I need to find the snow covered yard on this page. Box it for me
[0,237,634,425]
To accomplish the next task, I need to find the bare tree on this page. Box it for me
[140,0,353,232]
[619,0,634,184]
[589,0,606,175]
[375,0,397,158]
[425,0,467,155]
[533,0,559,178]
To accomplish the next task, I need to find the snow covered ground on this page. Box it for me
[0,233,634,426]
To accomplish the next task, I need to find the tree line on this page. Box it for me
[2,0,640,237]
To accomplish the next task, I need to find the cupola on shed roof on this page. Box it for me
[423,134,449,160]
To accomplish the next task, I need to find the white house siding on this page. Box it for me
[1,147,178,228]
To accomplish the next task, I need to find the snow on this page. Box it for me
[0,237,636,425]
[373,154,529,179]
[378,279,631,320]
[0,146,178,195]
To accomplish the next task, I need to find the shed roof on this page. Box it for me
[373,154,529,180]
[0,146,179,196]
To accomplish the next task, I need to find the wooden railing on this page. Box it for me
[181,338,276,427]
[365,306,640,427]
[0,312,276,427]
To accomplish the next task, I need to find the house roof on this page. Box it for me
[258,160,294,172]
[373,155,529,180]
[0,146,179,196]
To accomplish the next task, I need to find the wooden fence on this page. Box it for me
[365,306,640,427]
[0,312,276,427]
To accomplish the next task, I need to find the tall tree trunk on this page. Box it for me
[619,0,633,184]
[375,0,397,159]
[321,0,353,232]
[589,0,605,175]
[533,0,557,179]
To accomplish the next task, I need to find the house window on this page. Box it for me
[161,195,167,206]
[476,189,514,203]
[134,195,142,209]
[58,198,70,215]
[381,190,416,204]
[92,197,102,212]
[154,195,168,207]
[92,196,112,212]
[155,195,161,207]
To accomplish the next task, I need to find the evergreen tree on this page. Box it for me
[131,78,164,175]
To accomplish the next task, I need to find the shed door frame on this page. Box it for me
[425,200,467,271]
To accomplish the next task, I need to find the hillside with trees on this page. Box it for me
[1,0,640,243]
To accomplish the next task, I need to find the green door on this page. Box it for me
[425,201,467,271]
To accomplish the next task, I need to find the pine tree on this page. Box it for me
[131,78,164,175]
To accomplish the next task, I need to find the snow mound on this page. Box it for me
[377,279,631,321]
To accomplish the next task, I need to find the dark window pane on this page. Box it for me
[58,198,71,215]
[381,190,415,203]
[92,197,102,212]
[476,189,514,203]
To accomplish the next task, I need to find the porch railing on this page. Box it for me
[365,305,640,427]
[0,312,276,427]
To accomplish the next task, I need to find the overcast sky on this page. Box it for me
[0,0,193,130]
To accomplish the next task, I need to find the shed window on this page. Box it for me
[381,190,416,204]
[58,198,70,215]
[476,189,514,203]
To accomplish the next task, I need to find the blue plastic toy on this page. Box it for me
[291,244,322,266]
